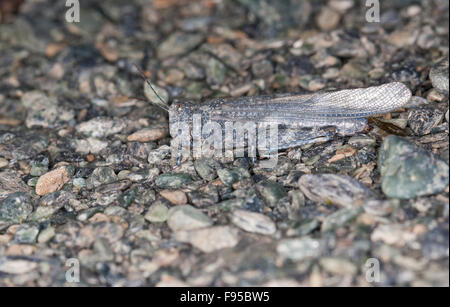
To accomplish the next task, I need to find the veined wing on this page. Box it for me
[208,82,411,122]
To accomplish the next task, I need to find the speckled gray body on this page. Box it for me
[169,82,412,154]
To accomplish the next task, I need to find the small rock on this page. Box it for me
[144,81,169,106]
[299,174,376,207]
[0,158,8,169]
[371,224,417,246]
[155,173,191,189]
[0,258,37,274]
[157,32,204,59]
[316,7,340,31]
[217,168,239,186]
[86,167,118,189]
[194,158,220,181]
[277,237,322,261]
[348,135,376,148]
[230,209,276,235]
[167,205,212,231]
[160,190,187,206]
[0,192,32,223]
[76,117,127,138]
[148,145,171,164]
[76,222,124,248]
[13,225,39,244]
[408,107,444,136]
[378,135,449,199]
[429,58,449,94]
[319,257,358,275]
[35,166,70,196]
[421,227,449,260]
[0,170,29,200]
[175,226,239,253]
[205,57,227,86]
[37,227,55,243]
[256,180,288,206]
[127,128,168,142]
[73,138,108,154]
[321,207,362,232]
[145,202,169,223]
[340,59,369,80]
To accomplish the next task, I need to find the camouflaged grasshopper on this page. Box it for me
[134,65,412,167]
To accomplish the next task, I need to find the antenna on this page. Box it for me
[133,63,169,112]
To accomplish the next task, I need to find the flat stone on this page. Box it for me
[230,209,276,235]
[429,58,449,94]
[157,32,204,59]
[167,205,212,232]
[76,117,127,138]
[0,170,29,200]
[35,167,70,196]
[256,180,288,207]
[175,226,239,253]
[0,192,32,223]
[0,258,38,274]
[378,135,449,199]
[127,128,168,142]
[145,202,169,223]
[160,190,187,206]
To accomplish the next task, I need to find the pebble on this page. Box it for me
[421,227,449,260]
[256,180,287,207]
[277,237,322,261]
[157,32,204,59]
[230,209,276,235]
[148,145,171,164]
[35,166,71,196]
[194,158,220,181]
[408,107,444,136]
[174,226,239,253]
[160,190,187,206]
[76,222,125,248]
[144,81,169,105]
[319,257,358,275]
[298,174,376,208]
[316,7,340,31]
[127,128,167,142]
[371,224,417,246]
[86,167,118,189]
[206,57,227,86]
[0,170,29,199]
[76,117,127,138]
[167,205,213,232]
[0,192,32,223]
[429,58,449,94]
[0,258,38,275]
[37,227,55,243]
[348,135,376,148]
[378,135,449,199]
[13,225,39,244]
[73,138,108,154]
[155,173,191,189]
[217,169,240,186]
[321,207,362,232]
[0,158,8,169]
[251,60,273,78]
[145,202,169,223]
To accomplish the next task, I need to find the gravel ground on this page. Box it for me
[0,0,448,287]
